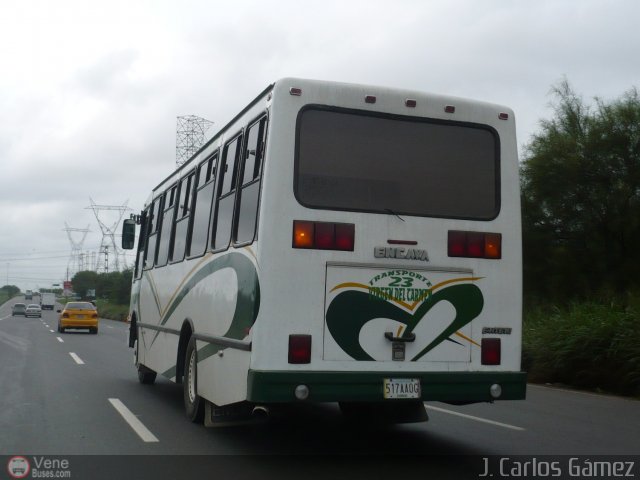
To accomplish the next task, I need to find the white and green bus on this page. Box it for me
[122,78,526,426]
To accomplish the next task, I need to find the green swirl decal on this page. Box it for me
[326,283,483,361]
[148,252,260,360]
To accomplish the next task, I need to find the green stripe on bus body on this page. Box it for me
[247,370,527,403]
[148,251,260,352]
[160,343,234,379]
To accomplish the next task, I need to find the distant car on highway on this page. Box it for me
[12,303,26,316]
[57,302,99,334]
[25,304,42,318]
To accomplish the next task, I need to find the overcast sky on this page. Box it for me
[1,0,639,292]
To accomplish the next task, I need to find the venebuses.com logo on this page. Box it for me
[6,456,71,479]
[7,456,30,479]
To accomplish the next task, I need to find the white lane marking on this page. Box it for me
[424,404,525,431]
[69,352,85,365]
[108,398,159,443]
[106,326,114,329]
[57,337,64,343]
[0,315,10,321]
[49,329,55,333]
[44,325,49,328]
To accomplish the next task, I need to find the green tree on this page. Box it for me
[71,271,100,300]
[521,80,640,302]
[71,269,132,304]
[0,285,21,297]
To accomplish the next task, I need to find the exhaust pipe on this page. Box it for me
[252,405,270,418]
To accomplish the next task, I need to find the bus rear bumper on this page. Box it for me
[247,370,527,403]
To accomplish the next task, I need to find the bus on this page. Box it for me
[121,78,526,426]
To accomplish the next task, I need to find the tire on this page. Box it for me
[58,323,65,333]
[91,327,98,334]
[183,336,204,423]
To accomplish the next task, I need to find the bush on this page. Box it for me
[96,299,129,322]
[523,301,640,395]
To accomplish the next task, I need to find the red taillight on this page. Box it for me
[288,335,311,364]
[481,338,501,365]
[62,313,69,318]
[335,223,355,250]
[292,221,354,251]
[92,313,98,319]
[448,231,502,259]
[365,95,376,104]
[314,222,335,249]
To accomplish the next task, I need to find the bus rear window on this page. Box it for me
[295,108,499,220]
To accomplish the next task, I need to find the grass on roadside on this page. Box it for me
[95,299,129,322]
[523,301,640,396]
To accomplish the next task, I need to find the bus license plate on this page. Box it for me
[383,378,421,399]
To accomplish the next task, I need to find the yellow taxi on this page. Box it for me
[57,302,99,334]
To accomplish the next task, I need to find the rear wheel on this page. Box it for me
[183,336,204,423]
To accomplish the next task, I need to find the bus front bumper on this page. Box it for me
[247,370,527,404]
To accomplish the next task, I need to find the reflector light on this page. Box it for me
[405,99,417,108]
[444,105,456,113]
[293,220,355,251]
[289,335,312,364]
[365,95,376,104]
[499,112,509,120]
[289,87,302,96]
[448,230,502,259]
[481,338,501,365]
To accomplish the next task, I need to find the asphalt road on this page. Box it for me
[1,296,638,467]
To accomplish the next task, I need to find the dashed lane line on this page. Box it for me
[69,352,85,365]
[424,404,525,431]
[56,337,64,343]
[109,398,159,443]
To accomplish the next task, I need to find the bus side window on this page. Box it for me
[134,209,148,279]
[156,184,177,267]
[212,134,242,251]
[171,171,195,262]
[144,196,163,270]
[235,116,267,245]
[189,153,218,258]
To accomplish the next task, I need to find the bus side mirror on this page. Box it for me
[122,219,136,250]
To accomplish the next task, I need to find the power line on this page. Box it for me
[1,255,70,262]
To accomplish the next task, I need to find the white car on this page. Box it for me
[25,304,42,318]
